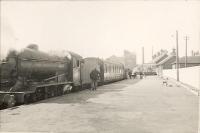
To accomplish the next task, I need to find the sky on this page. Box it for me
[1,0,200,64]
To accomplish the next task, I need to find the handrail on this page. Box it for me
[44,73,66,82]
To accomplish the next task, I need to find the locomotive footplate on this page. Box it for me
[0,91,35,108]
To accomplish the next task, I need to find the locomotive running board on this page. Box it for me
[35,81,73,88]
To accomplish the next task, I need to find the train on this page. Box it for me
[0,45,126,109]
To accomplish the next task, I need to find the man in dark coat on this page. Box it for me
[139,71,143,79]
[128,70,132,79]
[90,68,100,91]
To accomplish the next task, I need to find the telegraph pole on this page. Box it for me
[184,36,189,68]
[176,30,179,81]
[142,46,144,64]
[152,46,154,62]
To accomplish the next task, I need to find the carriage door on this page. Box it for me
[73,58,81,86]
[99,61,104,83]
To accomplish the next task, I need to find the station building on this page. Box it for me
[172,55,200,68]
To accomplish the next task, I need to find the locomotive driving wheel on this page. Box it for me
[23,94,30,104]
[4,94,16,108]
[30,93,37,102]
[63,85,72,94]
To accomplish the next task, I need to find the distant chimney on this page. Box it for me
[171,48,176,55]
[142,47,144,64]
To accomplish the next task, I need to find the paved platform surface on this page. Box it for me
[0,76,199,133]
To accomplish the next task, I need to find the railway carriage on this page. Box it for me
[103,60,125,83]
[81,58,125,87]
[81,57,104,88]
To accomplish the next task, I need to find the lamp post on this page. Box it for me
[199,92,200,133]
[176,30,179,81]
[198,70,200,133]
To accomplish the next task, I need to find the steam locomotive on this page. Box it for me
[0,45,125,109]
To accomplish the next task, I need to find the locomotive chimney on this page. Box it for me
[27,44,39,51]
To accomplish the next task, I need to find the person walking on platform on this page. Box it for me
[133,72,137,79]
[90,68,100,91]
[139,71,143,79]
[128,70,132,79]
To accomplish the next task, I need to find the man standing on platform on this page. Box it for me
[90,68,100,91]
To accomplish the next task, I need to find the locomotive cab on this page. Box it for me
[68,52,83,89]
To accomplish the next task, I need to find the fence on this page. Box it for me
[163,66,200,90]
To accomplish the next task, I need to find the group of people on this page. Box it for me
[128,70,145,79]
[128,71,136,79]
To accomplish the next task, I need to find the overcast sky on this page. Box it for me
[1,1,200,64]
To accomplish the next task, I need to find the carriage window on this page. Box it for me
[77,60,80,67]
[73,59,76,67]
[73,59,80,68]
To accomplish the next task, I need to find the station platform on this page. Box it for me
[0,76,198,133]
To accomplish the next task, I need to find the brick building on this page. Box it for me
[106,50,136,70]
